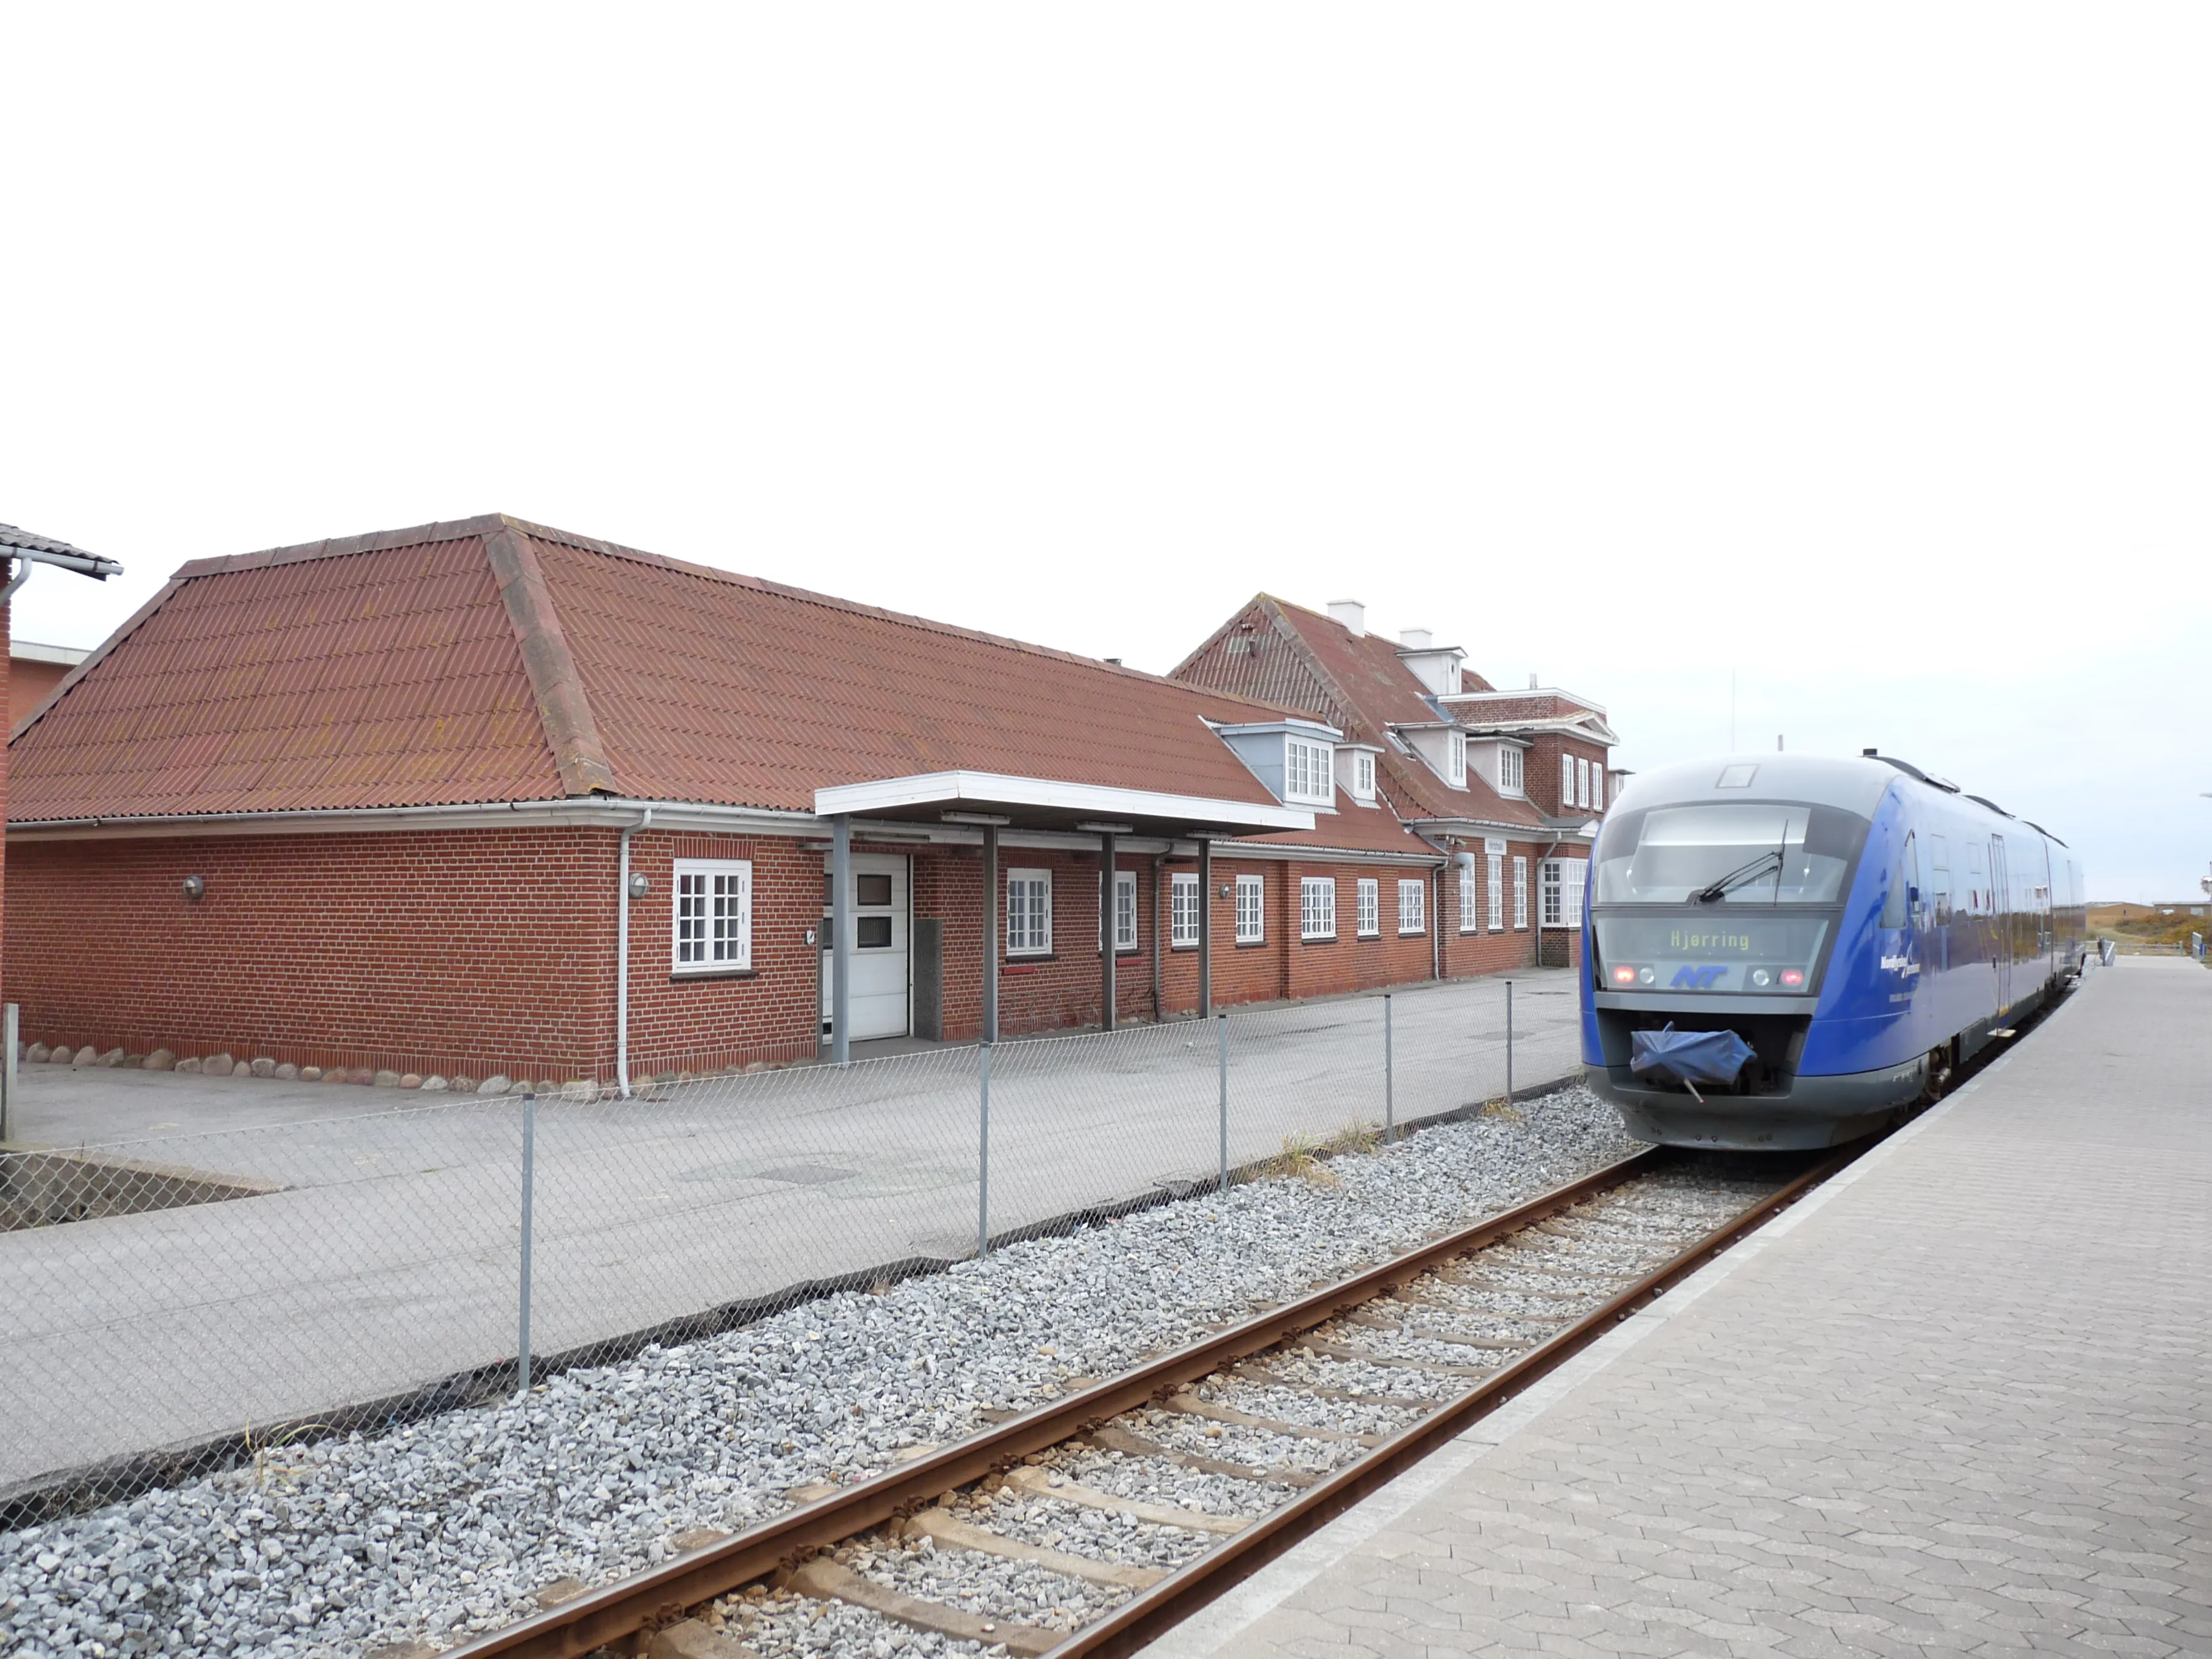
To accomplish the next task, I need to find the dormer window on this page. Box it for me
[1499,744,1524,796]
[1448,731,1467,788]
[1335,744,1381,807]
[1285,736,1334,804]
[1212,717,1347,809]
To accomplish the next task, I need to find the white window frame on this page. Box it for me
[1355,750,1375,801]
[1356,877,1379,938]
[1284,736,1333,805]
[1580,757,1594,809]
[1591,769,1604,811]
[1459,864,1478,933]
[1487,852,1505,931]
[1448,730,1467,788]
[1235,874,1265,944]
[672,859,753,973]
[1561,752,1576,809]
[1300,876,1336,941]
[1499,745,1524,796]
[1566,859,1586,927]
[1513,856,1529,930]
[1007,868,1052,957]
[1541,859,1565,928]
[1101,868,1137,953]
[1397,877,1426,936]
[1170,871,1201,948]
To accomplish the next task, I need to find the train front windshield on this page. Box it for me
[1594,803,1863,905]
[1590,802,1871,997]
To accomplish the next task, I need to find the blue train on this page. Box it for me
[1579,751,2086,1149]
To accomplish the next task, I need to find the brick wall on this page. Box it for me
[5,823,1540,1087]
[1526,732,1611,817]
[4,826,625,1083]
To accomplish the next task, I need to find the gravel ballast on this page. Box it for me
[0,1085,1638,1658]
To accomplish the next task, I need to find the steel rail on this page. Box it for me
[1042,1138,1864,1658]
[438,1148,1666,1658]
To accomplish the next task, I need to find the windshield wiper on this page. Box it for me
[1693,849,1783,903]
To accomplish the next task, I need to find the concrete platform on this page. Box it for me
[1150,956,2212,1658]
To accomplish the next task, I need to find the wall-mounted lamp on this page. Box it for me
[181,874,206,902]
[1218,884,1232,899]
[626,873,651,899]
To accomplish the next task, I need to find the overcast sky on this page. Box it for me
[5,7,2206,900]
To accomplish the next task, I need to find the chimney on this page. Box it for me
[1399,627,1432,651]
[1327,600,1366,637]
[1527,673,1538,689]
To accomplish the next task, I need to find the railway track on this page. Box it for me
[437,1141,1860,1659]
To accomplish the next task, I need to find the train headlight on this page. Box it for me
[1637,966,1656,985]
[1611,965,1637,985]
[1751,968,1771,988]
[1780,968,1805,988]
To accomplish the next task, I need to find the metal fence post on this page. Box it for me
[1504,979,1514,1103]
[1216,1012,1228,1191]
[0,1003,15,1144]
[517,1094,536,1397]
[977,1043,992,1258]
[1382,993,1393,1141]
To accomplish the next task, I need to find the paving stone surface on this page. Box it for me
[1149,957,2212,1658]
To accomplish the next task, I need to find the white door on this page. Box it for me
[822,853,910,1041]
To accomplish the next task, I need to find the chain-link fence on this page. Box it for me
[0,971,1583,1522]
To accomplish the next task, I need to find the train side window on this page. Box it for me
[1879,834,1913,930]
[1928,835,1952,925]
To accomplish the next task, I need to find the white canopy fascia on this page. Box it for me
[813,769,1315,834]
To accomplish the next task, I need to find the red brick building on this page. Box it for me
[1172,597,1617,971]
[4,517,1526,1093]
[2,524,124,1101]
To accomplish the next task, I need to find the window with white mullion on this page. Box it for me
[1499,745,1524,796]
[1561,752,1575,809]
[1357,877,1379,937]
[1459,865,1477,933]
[1541,859,1564,927]
[1235,874,1265,943]
[1007,869,1052,956]
[672,859,752,972]
[1513,856,1529,930]
[1170,872,1201,947]
[1300,876,1336,940]
[1284,736,1334,804]
[1100,868,1138,953]
[1486,852,1504,931]
[1397,877,1426,935]
[1566,859,1587,927]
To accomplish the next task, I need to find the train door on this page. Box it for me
[1989,835,2012,1014]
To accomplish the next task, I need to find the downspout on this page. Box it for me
[616,806,654,1098]
[1406,822,1451,983]
[1150,853,1165,1022]
[1,557,33,603]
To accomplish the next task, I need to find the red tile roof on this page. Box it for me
[1174,595,1546,832]
[7,515,1331,826]
[1242,786,1443,858]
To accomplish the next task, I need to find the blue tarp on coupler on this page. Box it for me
[1630,1024,1754,1095]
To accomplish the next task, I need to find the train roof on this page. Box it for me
[1610,755,1902,819]
[1610,754,2068,847]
